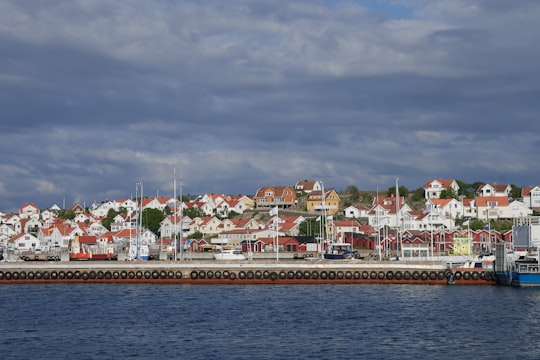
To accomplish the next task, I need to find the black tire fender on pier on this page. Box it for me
[128,271,135,279]
[167,271,175,279]
[345,271,353,280]
[353,271,361,280]
[303,271,311,279]
[58,271,66,279]
[320,271,328,279]
[386,271,394,280]
[4,272,12,280]
[337,271,345,279]
[0,271,4,280]
[42,271,51,280]
[51,271,58,279]
[66,271,74,279]
[255,271,263,279]
[229,272,237,280]
[270,271,278,281]
[295,271,303,280]
[378,271,385,280]
[198,270,206,279]
[190,270,199,280]
[73,271,81,279]
[247,271,255,279]
[454,271,462,280]
[223,270,230,279]
[143,271,151,279]
[104,271,112,280]
[394,271,403,280]
[411,271,420,280]
[151,271,160,279]
[463,271,471,280]
[328,271,336,280]
[28,271,36,280]
[287,271,295,279]
[214,271,222,279]
[113,271,120,279]
[420,271,429,281]
[19,271,27,280]
[370,271,377,280]
[81,272,89,280]
[437,271,446,280]
[429,271,437,280]
[362,271,369,279]
[262,271,270,279]
[96,271,104,279]
[472,271,480,280]
[206,270,214,279]
[11,272,19,280]
[239,271,247,279]
[279,271,287,280]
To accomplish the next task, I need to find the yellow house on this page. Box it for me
[306,189,340,215]
[452,236,471,255]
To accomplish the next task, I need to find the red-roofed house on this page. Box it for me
[423,179,460,200]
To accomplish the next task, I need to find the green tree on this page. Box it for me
[387,185,408,197]
[102,209,121,231]
[141,208,165,235]
[439,188,458,200]
[183,207,204,219]
[299,217,325,237]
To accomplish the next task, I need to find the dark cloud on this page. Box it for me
[0,0,539,212]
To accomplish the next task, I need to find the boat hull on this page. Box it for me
[496,271,540,287]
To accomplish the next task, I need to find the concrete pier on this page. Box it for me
[0,260,497,285]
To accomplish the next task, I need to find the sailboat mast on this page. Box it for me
[173,168,177,261]
[395,178,403,259]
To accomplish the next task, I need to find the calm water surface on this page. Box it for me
[0,284,538,360]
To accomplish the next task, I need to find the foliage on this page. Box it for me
[359,191,373,204]
[190,231,204,240]
[386,185,408,198]
[439,188,458,200]
[183,207,204,219]
[141,208,165,235]
[102,209,121,231]
[299,217,325,237]
[58,210,76,220]
[410,187,425,203]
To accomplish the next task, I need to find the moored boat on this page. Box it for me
[213,247,246,260]
[323,242,359,260]
[495,216,540,287]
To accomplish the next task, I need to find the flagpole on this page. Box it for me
[276,207,279,262]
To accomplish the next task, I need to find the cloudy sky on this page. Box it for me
[1,0,539,212]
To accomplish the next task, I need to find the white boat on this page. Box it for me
[213,248,246,260]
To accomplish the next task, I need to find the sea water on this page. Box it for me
[0,284,538,360]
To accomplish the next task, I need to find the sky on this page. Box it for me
[1,0,540,212]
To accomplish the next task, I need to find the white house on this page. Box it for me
[423,179,460,200]
[477,183,512,197]
[522,186,540,209]
[343,204,370,219]
[8,233,41,252]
